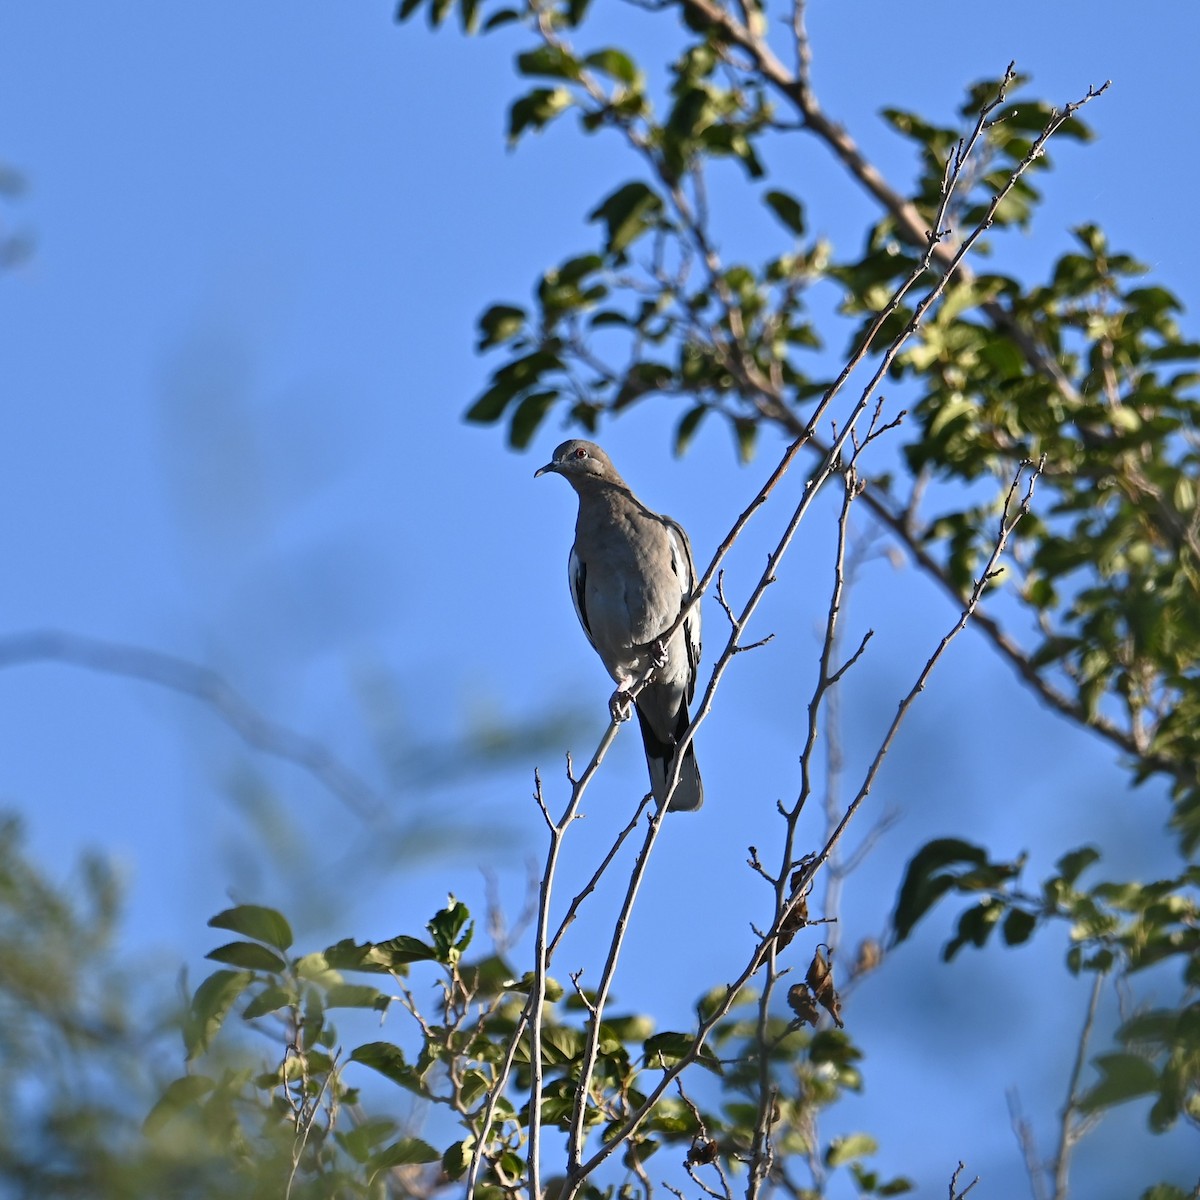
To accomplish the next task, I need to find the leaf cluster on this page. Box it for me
[154,898,910,1198]
[893,839,1200,1133]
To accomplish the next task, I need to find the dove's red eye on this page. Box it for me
[573,447,587,459]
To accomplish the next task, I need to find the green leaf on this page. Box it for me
[508,389,558,449]
[442,1138,474,1180]
[541,1025,586,1064]
[466,378,520,424]
[323,934,433,972]
[458,0,480,33]
[944,899,1004,960]
[427,896,474,961]
[142,1074,216,1136]
[1078,1053,1160,1113]
[394,0,424,21]
[806,1032,864,1070]
[614,360,672,409]
[508,971,565,1001]
[554,253,604,285]
[892,838,989,943]
[325,983,391,1010]
[459,953,517,996]
[825,1132,878,1167]
[371,934,440,966]
[508,87,573,143]
[208,904,293,952]
[643,1032,722,1074]
[336,1118,399,1164]
[185,969,254,1059]
[588,181,663,255]
[674,405,709,456]
[667,85,712,140]
[732,416,757,464]
[1055,846,1101,886]
[459,1068,492,1108]
[1002,908,1037,946]
[242,984,296,1020]
[589,309,629,329]
[322,937,410,974]
[206,940,287,973]
[369,1138,441,1172]
[482,8,519,30]
[516,45,582,81]
[584,48,641,86]
[351,1042,429,1095]
[602,1014,656,1043]
[763,189,806,236]
[477,303,526,350]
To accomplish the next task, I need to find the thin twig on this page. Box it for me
[794,459,1044,900]
[949,1160,981,1199]
[1051,971,1105,1200]
[1007,1088,1048,1200]
[527,771,556,1200]
[565,809,668,1173]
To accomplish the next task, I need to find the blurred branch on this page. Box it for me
[1051,971,1105,1200]
[0,160,32,271]
[0,628,384,820]
[1008,1089,1047,1200]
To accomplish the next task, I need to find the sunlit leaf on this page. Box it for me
[185,969,254,1059]
[208,905,293,952]
[206,941,287,973]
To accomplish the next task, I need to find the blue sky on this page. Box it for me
[2,2,1198,1195]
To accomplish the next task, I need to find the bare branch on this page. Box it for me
[949,1160,981,1199]
[1051,971,1106,1200]
[566,808,668,1172]
[1007,1089,1049,1200]
[796,458,1043,894]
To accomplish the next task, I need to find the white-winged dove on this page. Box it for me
[536,439,703,812]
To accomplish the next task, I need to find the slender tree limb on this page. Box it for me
[793,458,1044,901]
[746,468,861,1200]
[1051,971,1105,1200]
[1007,1089,1049,1200]
[565,809,668,1174]
[0,628,384,819]
[846,474,1187,779]
[949,1160,981,1199]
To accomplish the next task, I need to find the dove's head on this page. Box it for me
[534,440,624,489]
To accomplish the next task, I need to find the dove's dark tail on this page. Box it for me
[636,701,703,812]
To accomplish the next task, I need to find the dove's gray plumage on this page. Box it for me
[536,439,703,812]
